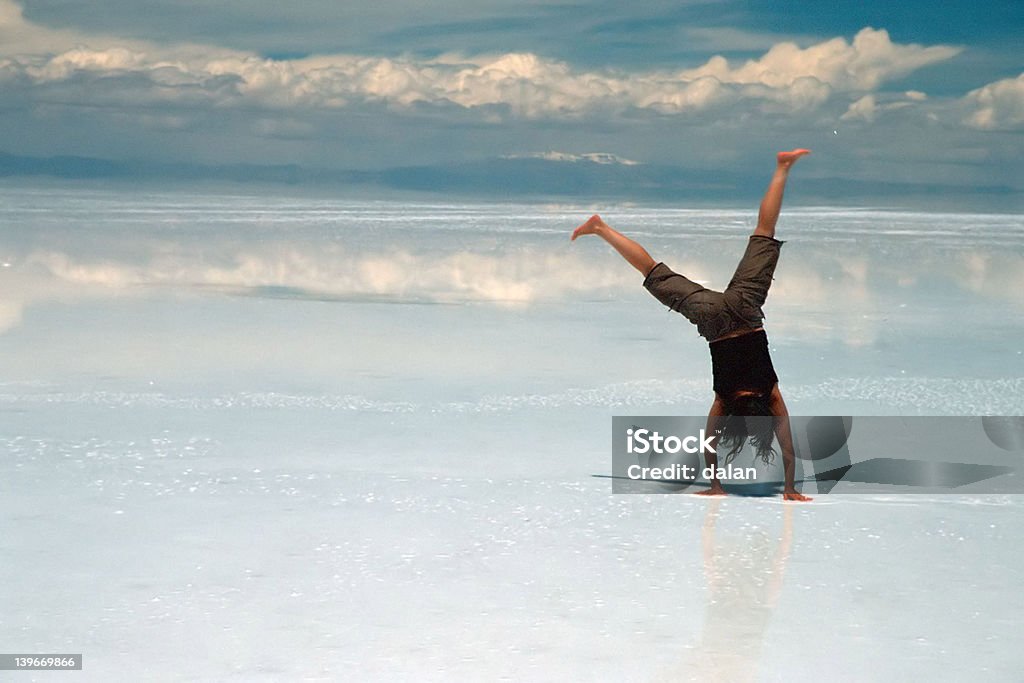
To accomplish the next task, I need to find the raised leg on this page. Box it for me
[754,149,811,239]
[571,214,656,276]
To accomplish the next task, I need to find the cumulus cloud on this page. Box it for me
[841,94,880,122]
[962,72,1024,130]
[840,90,923,123]
[679,28,959,92]
[0,2,962,121]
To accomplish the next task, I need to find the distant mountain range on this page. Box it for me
[1,150,1019,209]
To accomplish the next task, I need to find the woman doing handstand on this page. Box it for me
[572,149,813,502]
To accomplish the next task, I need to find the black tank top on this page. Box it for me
[709,329,779,398]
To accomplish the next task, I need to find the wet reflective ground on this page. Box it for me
[1,184,1022,680]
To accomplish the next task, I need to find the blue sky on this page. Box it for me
[1,0,1022,203]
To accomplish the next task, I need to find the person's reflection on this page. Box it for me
[655,499,794,682]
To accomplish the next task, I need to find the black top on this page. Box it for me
[709,329,779,398]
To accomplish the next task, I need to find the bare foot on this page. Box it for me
[571,214,605,241]
[783,491,813,502]
[696,486,727,497]
[777,149,811,168]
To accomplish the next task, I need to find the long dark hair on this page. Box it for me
[719,393,778,466]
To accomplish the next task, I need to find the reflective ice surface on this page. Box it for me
[1,184,1022,680]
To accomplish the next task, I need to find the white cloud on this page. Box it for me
[840,91,922,123]
[962,72,1024,130]
[502,151,641,165]
[0,2,963,121]
[677,28,960,91]
[841,94,879,122]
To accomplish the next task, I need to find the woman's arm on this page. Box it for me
[769,384,812,501]
[696,395,727,496]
